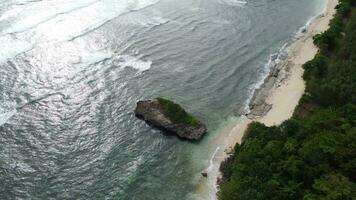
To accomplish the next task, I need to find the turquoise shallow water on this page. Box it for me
[0,0,325,199]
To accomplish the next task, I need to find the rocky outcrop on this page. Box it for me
[247,56,290,119]
[134,99,207,140]
[201,172,208,178]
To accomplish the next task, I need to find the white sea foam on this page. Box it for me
[242,5,328,115]
[0,109,17,126]
[150,16,169,26]
[295,15,317,39]
[119,13,169,27]
[219,0,247,7]
[0,0,100,35]
[0,35,32,63]
[205,146,221,200]
[9,161,35,173]
[16,0,161,42]
[79,51,113,66]
[115,55,152,72]
[207,147,220,173]
[242,42,289,115]
[0,0,161,62]
[75,50,152,72]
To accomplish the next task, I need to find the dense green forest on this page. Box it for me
[218,0,356,199]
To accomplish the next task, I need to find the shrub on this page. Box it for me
[157,98,201,127]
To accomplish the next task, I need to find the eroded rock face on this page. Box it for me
[134,99,207,140]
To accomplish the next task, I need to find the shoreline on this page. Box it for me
[204,0,339,198]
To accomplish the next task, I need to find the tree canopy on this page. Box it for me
[218,0,356,199]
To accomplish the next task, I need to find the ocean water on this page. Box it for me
[0,0,326,199]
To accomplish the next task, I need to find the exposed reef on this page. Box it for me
[135,98,207,140]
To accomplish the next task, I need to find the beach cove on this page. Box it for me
[201,0,339,199]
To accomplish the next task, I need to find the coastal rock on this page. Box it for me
[247,79,274,119]
[134,99,207,140]
[248,104,272,119]
[301,27,307,33]
[224,147,235,155]
[247,58,290,119]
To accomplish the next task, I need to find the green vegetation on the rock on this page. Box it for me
[218,0,356,199]
[157,98,201,127]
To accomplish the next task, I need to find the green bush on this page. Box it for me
[303,53,328,80]
[157,98,201,127]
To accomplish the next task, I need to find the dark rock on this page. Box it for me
[279,52,288,61]
[134,99,207,140]
[271,54,278,61]
[201,172,208,178]
[224,147,235,155]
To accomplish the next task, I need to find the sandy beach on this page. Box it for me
[207,0,339,198]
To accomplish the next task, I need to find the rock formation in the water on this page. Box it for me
[134,98,207,140]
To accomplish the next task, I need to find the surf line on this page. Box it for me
[0,92,67,126]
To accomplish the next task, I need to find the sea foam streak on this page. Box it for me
[114,54,152,72]
[79,51,113,67]
[0,0,100,35]
[202,146,222,200]
[118,13,169,27]
[219,0,247,7]
[0,35,32,63]
[77,50,152,72]
[28,0,160,42]
[0,110,16,126]
[0,0,161,62]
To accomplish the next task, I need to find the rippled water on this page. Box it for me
[0,0,325,199]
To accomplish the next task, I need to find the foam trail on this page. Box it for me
[243,7,327,116]
[0,35,32,63]
[241,42,289,115]
[207,147,220,172]
[219,0,247,7]
[0,93,65,125]
[119,55,152,72]
[0,0,100,35]
[25,0,161,42]
[205,146,221,200]
[73,50,152,72]
[0,110,17,126]
[16,92,67,110]
[118,13,169,27]
[79,51,113,67]
[0,0,161,63]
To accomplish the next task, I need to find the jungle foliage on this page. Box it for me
[218,0,356,199]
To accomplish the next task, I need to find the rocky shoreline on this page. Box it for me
[247,50,291,119]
